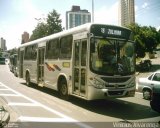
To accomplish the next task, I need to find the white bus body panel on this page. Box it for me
[17,23,135,100]
[43,60,72,91]
[23,60,37,83]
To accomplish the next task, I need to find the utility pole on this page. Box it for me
[92,0,94,23]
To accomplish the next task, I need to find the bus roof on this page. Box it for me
[19,23,92,48]
[18,23,131,48]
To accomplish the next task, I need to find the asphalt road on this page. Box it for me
[0,64,160,128]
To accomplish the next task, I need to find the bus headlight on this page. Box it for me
[92,78,105,89]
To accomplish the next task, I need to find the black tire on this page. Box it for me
[14,71,18,77]
[59,80,69,100]
[150,101,160,113]
[26,72,31,86]
[143,89,151,100]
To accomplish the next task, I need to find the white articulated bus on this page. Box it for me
[17,23,136,100]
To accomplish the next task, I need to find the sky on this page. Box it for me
[0,0,160,50]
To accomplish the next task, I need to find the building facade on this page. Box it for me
[66,6,91,29]
[0,37,7,51]
[21,31,29,44]
[119,0,135,26]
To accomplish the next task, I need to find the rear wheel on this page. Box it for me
[150,101,160,113]
[143,89,151,100]
[59,79,69,100]
[26,72,31,86]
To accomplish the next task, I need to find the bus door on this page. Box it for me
[37,47,45,86]
[73,39,87,97]
[19,50,24,78]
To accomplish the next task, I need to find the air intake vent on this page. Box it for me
[101,77,130,83]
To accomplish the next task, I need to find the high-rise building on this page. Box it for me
[21,31,29,44]
[119,0,135,26]
[66,6,91,29]
[0,37,7,51]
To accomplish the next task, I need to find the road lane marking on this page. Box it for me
[0,94,20,96]
[0,82,74,120]
[0,89,10,90]
[8,102,39,106]
[18,116,75,122]
[0,82,94,128]
[18,117,93,128]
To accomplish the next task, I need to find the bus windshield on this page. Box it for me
[90,38,135,75]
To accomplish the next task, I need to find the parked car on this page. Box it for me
[138,71,160,100]
[0,57,5,65]
[136,59,152,72]
[150,85,160,113]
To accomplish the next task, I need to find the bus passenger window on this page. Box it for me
[46,39,59,59]
[74,68,79,91]
[75,42,80,66]
[81,41,87,66]
[31,44,37,60]
[60,35,73,59]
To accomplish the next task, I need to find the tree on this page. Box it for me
[8,48,17,56]
[128,23,159,58]
[46,9,63,35]
[0,48,2,57]
[141,26,158,53]
[135,35,146,58]
[30,22,48,41]
[128,23,146,58]
[158,29,160,45]
[30,9,63,41]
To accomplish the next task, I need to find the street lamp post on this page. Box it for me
[92,0,94,23]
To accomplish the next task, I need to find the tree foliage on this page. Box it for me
[0,48,2,57]
[30,22,48,41]
[8,48,17,55]
[128,23,160,58]
[141,26,158,53]
[46,10,63,35]
[30,9,63,41]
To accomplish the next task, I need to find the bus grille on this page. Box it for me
[101,77,130,83]
[105,84,126,88]
[108,90,124,96]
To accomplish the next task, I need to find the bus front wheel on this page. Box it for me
[59,79,69,100]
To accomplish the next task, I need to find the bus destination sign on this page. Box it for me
[90,24,131,40]
[102,28,122,36]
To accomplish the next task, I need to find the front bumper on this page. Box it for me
[87,85,135,100]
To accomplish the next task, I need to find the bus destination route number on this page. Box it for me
[101,28,122,36]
